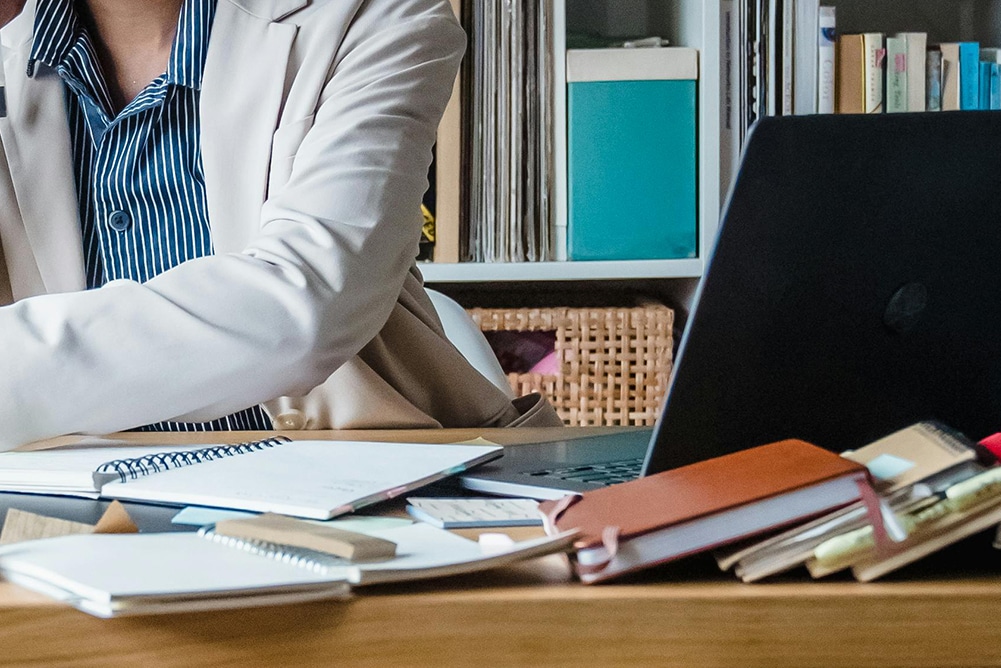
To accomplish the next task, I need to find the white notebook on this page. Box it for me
[199,521,576,585]
[0,532,351,617]
[0,525,575,617]
[0,438,502,520]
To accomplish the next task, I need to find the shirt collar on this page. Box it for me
[28,0,217,90]
[28,0,78,70]
[165,0,217,90]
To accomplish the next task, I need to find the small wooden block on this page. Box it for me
[214,513,397,561]
[0,503,140,545]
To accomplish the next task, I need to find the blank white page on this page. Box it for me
[100,441,502,519]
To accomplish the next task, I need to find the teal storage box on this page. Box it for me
[567,48,698,261]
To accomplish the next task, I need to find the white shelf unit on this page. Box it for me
[419,258,704,282]
[428,0,1001,287]
[425,0,722,285]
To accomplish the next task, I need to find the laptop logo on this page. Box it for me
[884,282,927,334]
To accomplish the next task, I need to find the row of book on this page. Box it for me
[837,37,1001,114]
[421,0,556,265]
[723,0,1001,122]
[454,0,556,264]
[541,422,1001,583]
[719,0,1001,200]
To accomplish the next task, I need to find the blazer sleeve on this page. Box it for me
[0,0,466,448]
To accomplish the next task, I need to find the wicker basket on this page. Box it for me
[468,304,674,426]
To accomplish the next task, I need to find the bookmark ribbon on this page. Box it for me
[855,476,899,556]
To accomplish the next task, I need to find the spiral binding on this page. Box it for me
[96,436,292,483]
[197,526,350,575]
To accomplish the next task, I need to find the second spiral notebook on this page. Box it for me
[0,438,502,520]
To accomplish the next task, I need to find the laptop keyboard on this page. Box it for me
[525,457,643,486]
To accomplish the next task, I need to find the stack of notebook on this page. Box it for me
[716,422,990,582]
[540,422,1000,584]
[539,438,876,583]
[0,522,575,617]
[0,436,577,617]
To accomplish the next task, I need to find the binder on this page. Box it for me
[566,47,698,261]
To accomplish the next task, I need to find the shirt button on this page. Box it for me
[108,210,131,232]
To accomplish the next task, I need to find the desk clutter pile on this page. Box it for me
[0,421,999,617]
[541,421,1001,584]
[0,439,574,617]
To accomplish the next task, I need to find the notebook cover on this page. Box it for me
[540,439,868,550]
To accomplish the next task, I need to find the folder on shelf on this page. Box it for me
[565,47,698,262]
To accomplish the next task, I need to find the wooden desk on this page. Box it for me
[2,428,1001,668]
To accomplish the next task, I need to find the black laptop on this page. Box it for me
[460,111,1001,500]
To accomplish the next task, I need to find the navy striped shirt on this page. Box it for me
[30,0,273,432]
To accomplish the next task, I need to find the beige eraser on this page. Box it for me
[214,513,396,561]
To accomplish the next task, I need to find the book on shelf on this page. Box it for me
[792,0,820,115]
[0,523,574,617]
[958,41,981,110]
[460,0,554,264]
[0,438,501,520]
[719,0,742,203]
[429,0,463,264]
[714,421,981,582]
[896,32,927,111]
[926,47,943,111]
[982,49,1001,110]
[991,63,1001,110]
[940,42,962,111]
[539,439,877,584]
[980,61,993,110]
[836,34,864,113]
[885,35,908,113]
[550,0,568,261]
[816,6,836,114]
[781,0,795,115]
[863,33,885,114]
[766,0,781,117]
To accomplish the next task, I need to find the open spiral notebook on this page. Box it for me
[0,437,502,519]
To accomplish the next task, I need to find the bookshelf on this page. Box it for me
[425,0,1001,291]
[420,258,703,282]
[424,0,721,291]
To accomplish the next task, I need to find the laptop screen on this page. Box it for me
[644,112,1001,475]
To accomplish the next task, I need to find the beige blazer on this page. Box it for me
[0,0,560,449]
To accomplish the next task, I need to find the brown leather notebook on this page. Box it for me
[539,439,876,583]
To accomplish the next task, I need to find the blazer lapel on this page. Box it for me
[0,2,87,294]
[201,0,303,253]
